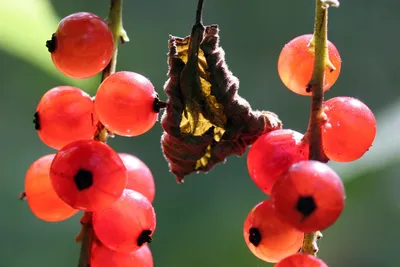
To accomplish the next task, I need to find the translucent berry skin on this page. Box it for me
[25,154,78,222]
[322,97,376,162]
[274,254,328,267]
[93,189,156,252]
[35,86,98,149]
[119,153,155,203]
[247,129,309,195]
[243,199,304,263]
[49,12,114,78]
[95,71,158,136]
[277,34,341,96]
[271,160,345,233]
[50,140,127,211]
[91,244,153,267]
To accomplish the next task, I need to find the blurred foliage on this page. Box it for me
[0,0,399,267]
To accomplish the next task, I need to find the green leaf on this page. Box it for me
[330,99,399,182]
[0,0,96,90]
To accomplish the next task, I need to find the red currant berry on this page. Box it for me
[47,12,114,79]
[91,244,153,267]
[271,160,345,232]
[277,34,341,96]
[274,254,328,267]
[322,97,376,162]
[95,71,158,136]
[50,140,127,211]
[93,189,156,252]
[25,154,78,222]
[34,86,98,149]
[247,129,309,195]
[119,153,155,203]
[243,199,304,263]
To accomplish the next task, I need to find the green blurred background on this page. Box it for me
[1,0,399,266]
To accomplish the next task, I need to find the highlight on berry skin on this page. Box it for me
[94,71,159,137]
[271,160,345,233]
[24,154,78,222]
[91,244,153,267]
[322,96,377,162]
[34,86,98,149]
[46,12,114,79]
[50,139,127,211]
[274,254,328,267]
[119,153,155,203]
[243,199,304,263]
[247,129,309,195]
[277,34,341,96]
[93,189,156,252]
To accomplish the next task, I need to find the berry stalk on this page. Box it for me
[78,1,129,266]
[302,0,339,256]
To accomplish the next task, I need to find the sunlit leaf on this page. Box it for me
[161,21,282,183]
[0,0,96,90]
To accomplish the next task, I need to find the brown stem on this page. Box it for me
[302,0,339,256]
[78,0,129,266]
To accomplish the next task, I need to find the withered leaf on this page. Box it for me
[161,5,281,183]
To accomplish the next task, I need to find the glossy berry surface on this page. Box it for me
[322,97,376,162]
[91,244,153,267]
[95,71,158,136]
[271,160,345,232]
[50,140,127,211]
[274,254,328,267]
[277,34,341,96]
[48,12,114,78]
[25,154,78,222]
[119,153,155,203]
[243,199,304,263]
[35,86,98,149]
[93,189,156,252]
[247,129,309,195]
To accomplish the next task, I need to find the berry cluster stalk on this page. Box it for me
[77,0,129,266]
[302,0,339,255]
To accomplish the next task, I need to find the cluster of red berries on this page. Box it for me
[243,34,377,266]
[25,12,162,267]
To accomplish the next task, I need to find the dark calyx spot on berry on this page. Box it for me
[46,33,57,53]
[137,230,153,246]
[33,112,40,130]
[248,227,261,247]
[153,94,168,113]
[74,169,93,191]
[305,84,312,93]
[296,196,316,219]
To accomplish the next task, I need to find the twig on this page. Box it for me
[302,0,339,256]
[78,0,129,266]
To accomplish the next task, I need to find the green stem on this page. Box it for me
[94,0,130,143]
[78,1,129,266]
[302,0,339,256]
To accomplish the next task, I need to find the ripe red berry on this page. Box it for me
[119,153,155,203]
[93,189,156,252]
[247,129,309,195]
[277,34,341,96]
[34,86,98,149]
[47,12,114,79]
[274,254,328,267]
[50,140,127,211]
[322,97,376,162]
[95,71,159,136]
[91,244,153,267]
[24,154,78,222]
[243,199,304,263]
[271,160,345,232]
